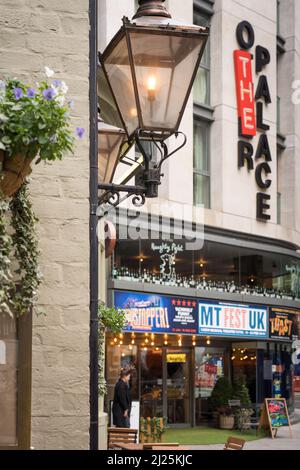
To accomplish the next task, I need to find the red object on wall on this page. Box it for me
[234,50,256,137]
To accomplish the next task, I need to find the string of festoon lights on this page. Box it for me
[110,332,212,349]
[231,348,256,362]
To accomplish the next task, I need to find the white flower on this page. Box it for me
[56,95,65,106]
[60,81,68,94]
[45,66,55,78]
[0,80,6,90]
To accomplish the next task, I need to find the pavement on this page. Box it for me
[189,420,300,450]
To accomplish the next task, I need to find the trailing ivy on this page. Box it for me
[9,183,42,316]
[98,302,127,396]
[0,196,15,316]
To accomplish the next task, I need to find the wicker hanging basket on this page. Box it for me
[0,150,34,198]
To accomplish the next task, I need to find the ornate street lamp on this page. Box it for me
[98,0,209,206]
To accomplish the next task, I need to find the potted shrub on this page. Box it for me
[0,67,80,198]
[208,376,234,429]
[232,375,253,430]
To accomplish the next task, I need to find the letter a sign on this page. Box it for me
[234,50,256,138]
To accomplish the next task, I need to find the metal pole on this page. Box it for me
[89,0,99,451]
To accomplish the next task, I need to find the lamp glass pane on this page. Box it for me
[130,32,205,130]
[104,35,139,136]
[98,133,124,183]
[97,67,124,129]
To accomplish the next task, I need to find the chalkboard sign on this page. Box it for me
[259,398,292,438]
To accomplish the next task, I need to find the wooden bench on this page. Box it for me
[223,436,246,450]
[107,427,138,449]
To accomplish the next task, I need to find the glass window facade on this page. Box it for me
[111,235,300,301]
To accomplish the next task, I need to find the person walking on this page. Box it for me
[112,369,132,428]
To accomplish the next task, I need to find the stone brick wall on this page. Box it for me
[0,0,90,449]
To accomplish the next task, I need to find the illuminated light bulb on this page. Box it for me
[131,339,135,345]
[147,74,157,101]
[200,262,204,268]
[164,334,168,339]
[151,341,154,346]
[110,341,114,346]
[119,333,123,339]
[192,341,196,347]
[145,333,149,337]
[164,341,168,346]
[144,347,147,351]
[244,355,248,359]
[118,344,121,348]
[155,347,159,351]
[120,340,123,345]
[206,339,211,345]
[129,345,133,350]
[130,107,137,117]
[114,337,117,343]
[151,333,154,340]
[178,341,182,346]
[121,353,125,357]
[145,338,149,344]
[231,356,236,360]
[140,258,144,263]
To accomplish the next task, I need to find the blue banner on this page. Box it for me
[114,291,198,335]
[114,291,269,338]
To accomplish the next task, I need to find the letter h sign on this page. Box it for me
[234,50,256,138]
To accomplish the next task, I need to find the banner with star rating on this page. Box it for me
[114,290,198,334]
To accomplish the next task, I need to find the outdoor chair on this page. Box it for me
[107,427,138,449]
[223,436,246,450]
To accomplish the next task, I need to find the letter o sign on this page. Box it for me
[236,21,255,50]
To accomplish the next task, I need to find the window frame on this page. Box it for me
[193,118,211,208]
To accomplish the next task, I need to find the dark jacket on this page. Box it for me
[112,379,131,427]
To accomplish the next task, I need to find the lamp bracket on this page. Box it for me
[98,183,147,208]
[98,130,187,211]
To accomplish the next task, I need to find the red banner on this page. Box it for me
[234,50,256,137]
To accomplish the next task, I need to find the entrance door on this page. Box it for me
[166,349,191,425]
[140,348,163,418]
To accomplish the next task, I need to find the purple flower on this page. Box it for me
[75,127,85,139]
[13,87,23,100]
[27,88,36,98]
[53,79,62,87]
[42,88,56,101]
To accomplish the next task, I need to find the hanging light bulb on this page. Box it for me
[119,333,123,339]
[131,339,135,345]
[129,344,133,351]
[145,338,149,344]
[114,337,117,343]
[206,337,211,345]
[231,355,236,360]
[151,341,154,346]
[192,341,196,347]
[164,340,168,346]
[120,340,123,345]
[147,74,157,101]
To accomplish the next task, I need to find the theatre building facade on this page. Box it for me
[100,0,300,426]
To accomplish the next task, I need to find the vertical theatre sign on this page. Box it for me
[234,21,272,221]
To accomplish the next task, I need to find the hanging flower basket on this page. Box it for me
[0,150,35,198]
[0,67,83,200]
